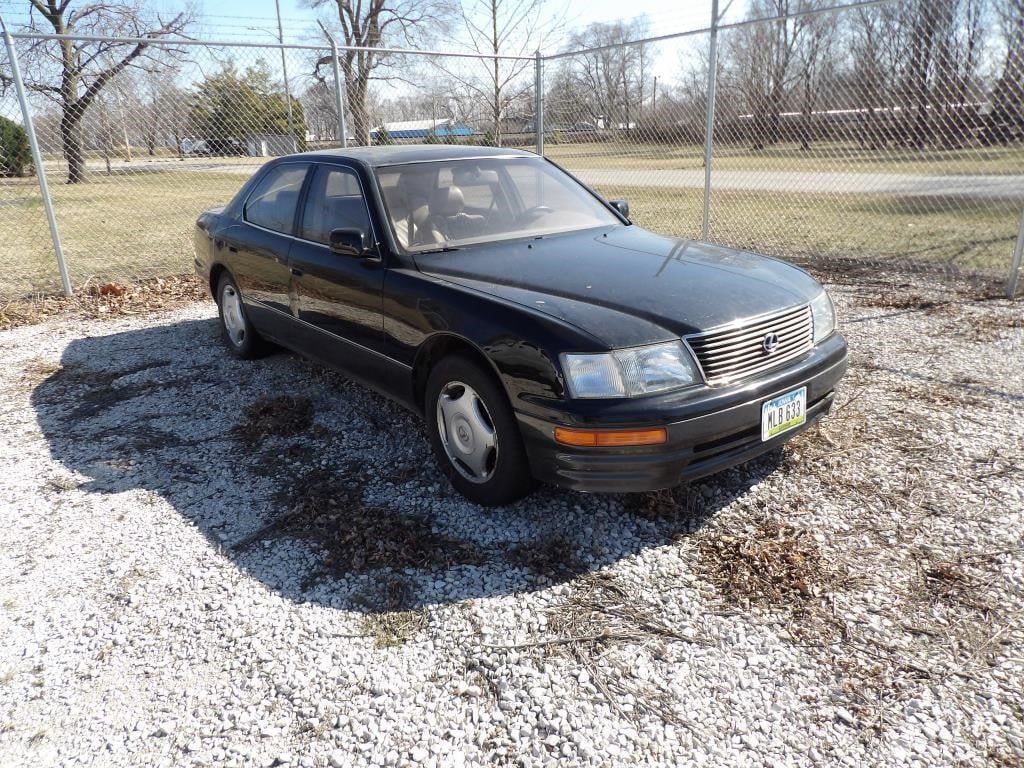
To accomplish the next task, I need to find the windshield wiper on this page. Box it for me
[415,245,462,254]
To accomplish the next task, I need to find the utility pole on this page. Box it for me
[275,0,297,152]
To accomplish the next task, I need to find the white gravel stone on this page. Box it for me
[0,276,1021,767]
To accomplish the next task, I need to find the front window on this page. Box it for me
[300,165,372,245]
[376,157,621,251]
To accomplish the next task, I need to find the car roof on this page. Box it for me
[288,144,539,167]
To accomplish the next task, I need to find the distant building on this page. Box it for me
[370,119,474,141]
[245,133,298,157]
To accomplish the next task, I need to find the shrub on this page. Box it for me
[480,129,496,147]
[0,116,31,177]
[374,125,394,146]
[423,129,440,145]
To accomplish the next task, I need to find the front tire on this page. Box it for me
[216,272,267,359]
[426,354,537,506]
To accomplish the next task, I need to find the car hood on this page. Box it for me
[414,226,823,348]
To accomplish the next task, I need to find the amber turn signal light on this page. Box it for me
[553,427,668,447]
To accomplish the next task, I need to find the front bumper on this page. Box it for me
[516,333,847,493]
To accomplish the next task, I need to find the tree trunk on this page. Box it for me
[60,108,86,184]
[347,82,371,146]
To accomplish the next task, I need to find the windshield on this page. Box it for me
[375,157,621,252]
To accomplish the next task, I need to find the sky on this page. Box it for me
[0,0,738,114]
[172,0,723,49]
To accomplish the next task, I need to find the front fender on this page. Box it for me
[383,269,601,416]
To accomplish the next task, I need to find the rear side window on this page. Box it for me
[300,165,373,245]
[244,164,308,234]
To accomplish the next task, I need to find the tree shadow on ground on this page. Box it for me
[30,316,780,612]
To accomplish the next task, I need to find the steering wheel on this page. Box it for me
[515,205,554,226]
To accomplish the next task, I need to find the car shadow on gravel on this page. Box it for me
[30,317,778,612]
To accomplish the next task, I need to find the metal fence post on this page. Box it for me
[318,23,348,148]
[701,0,720,242]
[1007,210,1024,299]
[2,17,72,297]
[534,50,544,156]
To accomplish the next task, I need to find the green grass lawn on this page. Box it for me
[548,140,1024,176]
[1,163,1019,299]
[596,185,1020,274]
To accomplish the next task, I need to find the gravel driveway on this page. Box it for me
[1,275,1022,767]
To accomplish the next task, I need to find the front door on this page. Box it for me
[288,163,386,365]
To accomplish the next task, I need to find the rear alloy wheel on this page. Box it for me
[216,272,266,359]
[426,354,536,506]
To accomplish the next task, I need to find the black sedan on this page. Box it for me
[193,145,847,506]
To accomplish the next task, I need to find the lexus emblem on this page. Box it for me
[762,332,779,354]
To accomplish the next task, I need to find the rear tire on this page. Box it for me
[216,272,267,359]
[426,353,537,506]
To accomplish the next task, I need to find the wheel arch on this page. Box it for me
[209,262,231,298]
[411,333,509,414]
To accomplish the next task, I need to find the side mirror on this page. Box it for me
[609,199,630,219]
[329,228,374,257]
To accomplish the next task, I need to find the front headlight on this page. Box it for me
[562,341,700,399]
[810,290,836,343]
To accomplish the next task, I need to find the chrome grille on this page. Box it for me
[684,305,813,384]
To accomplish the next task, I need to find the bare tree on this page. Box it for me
[551,19,651,135]
[2,0,193,182]
[991,0,1022,143]
[793,4,837,150]
[431,0,559,146]
[722,0,809,149]
[309,0,451,145]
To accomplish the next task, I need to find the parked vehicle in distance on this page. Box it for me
[193,146,847,506]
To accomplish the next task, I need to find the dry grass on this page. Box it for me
[0,275,207,330]
[854,292,952,311]
[547,140,1024,176]
[697,517,844,607]
[535,573,705,728]
[596,184,1019,274]
[360,609,428,649]
[1,171,248,298]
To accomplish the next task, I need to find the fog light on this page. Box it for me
[554,427,668,447]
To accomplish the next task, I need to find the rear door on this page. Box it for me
[289,162,386,356]
[217,162,309,327]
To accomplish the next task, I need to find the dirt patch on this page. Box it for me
[855,292,952,312]
[962,313,1024,343]
[697,517,844,606]
[231,395,314,443]
[233,466,485,583]
[622,486,708,523]
[508,537,587,580]
[0,275,206,331]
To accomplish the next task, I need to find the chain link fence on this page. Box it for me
[1,0,1022,302]
[543,0,1024,293]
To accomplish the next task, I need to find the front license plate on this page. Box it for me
[761,386,807,442]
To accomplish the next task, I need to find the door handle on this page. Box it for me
[290,267,303,276]
[227,245,238,253]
